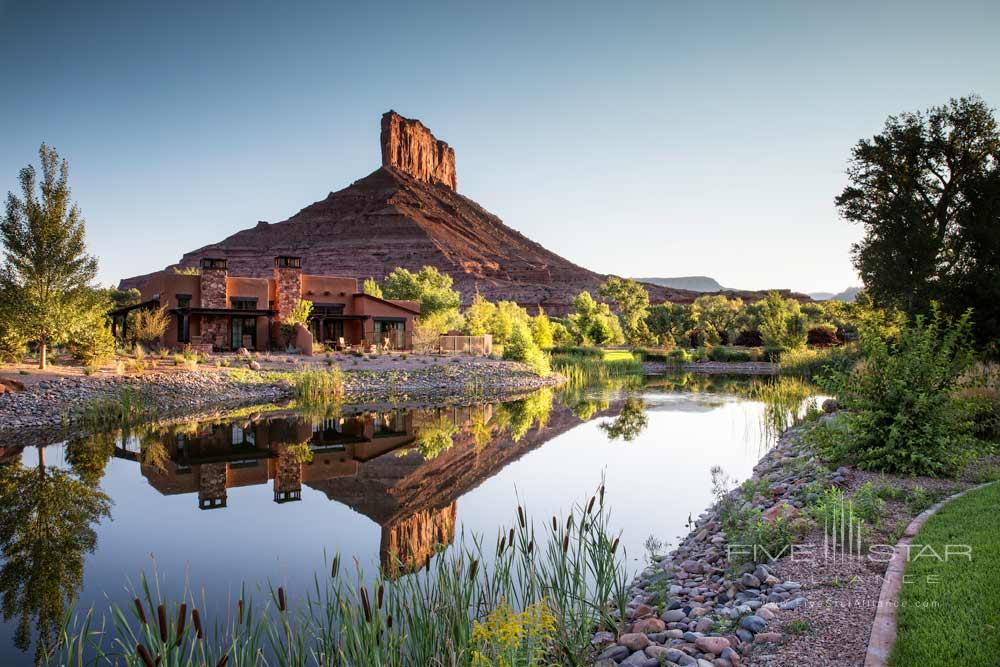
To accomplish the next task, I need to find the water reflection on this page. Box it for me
[0,446,111,663]
[0,372,815,662]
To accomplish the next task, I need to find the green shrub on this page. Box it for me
[852,482,884,526]
[708,346,753,363]
[548,345,602,358]
[503,320,550,377]
[668,347,691,363]
[818,307,984,476]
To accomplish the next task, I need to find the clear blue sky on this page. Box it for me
[2,0,998,293]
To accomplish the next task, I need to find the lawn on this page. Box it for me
[889,481,1000,666]
[601,349,636,362]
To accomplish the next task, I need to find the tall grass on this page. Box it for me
[49,488,628,666]
[292,367,345,404]
[75,388,159,434]
[777,345,860,380]
[552,355,644,388]
[740,377,819,445]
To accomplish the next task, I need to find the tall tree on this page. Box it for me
[382,266,461,316]
[599,277,653,345]
[836,95,1000,342]
[1,145,100,368]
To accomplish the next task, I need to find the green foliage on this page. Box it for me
[757,291,808,351]
[413,413,459,459]
[837,95,1000,346]
[599,277,653,345]
[463,292,495,336]
[691,295,743,345]
[777,345,862,379]
[566,292,624,346]
[1,144,101,369]
[503,319,550,377]
[383,266,461,316]
[530,309,554,350]
[852,482,885,526]
[362,277,383,298]
[707,346,758,363]
[646,302,694,347]
[819,306,985,476]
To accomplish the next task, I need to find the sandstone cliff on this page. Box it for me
[380,110,456,191]
[120,112,807,313]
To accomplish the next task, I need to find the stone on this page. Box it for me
[632,617,666,634]
[621,651,660,667]
[591,630,615,646]
[754,632,783,644]
[739,615,767,634]
[757,607,776,621]
[695,636,732,654]
[681,559,706,574]
[618,632,652,651]
[633,603,655,618]
[821,398,839,413]
[597,644,630,662]
[662,608,688,623]
[740,573,761,589]
[763,503,800,523]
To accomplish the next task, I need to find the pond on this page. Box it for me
[0,373,814,664]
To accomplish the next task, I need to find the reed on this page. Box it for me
[49,487,628,666]
[75,388,159,434]
[292,367,346,404]
[552,355,644,388]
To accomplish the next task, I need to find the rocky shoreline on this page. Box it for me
[0,358,562,447]
[591,410,978,667]
[643,361,779,376]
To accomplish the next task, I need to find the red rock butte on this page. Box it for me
[120,111,805,312]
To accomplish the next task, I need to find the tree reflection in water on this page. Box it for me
[0,443,111,664]
[599,396,649,442]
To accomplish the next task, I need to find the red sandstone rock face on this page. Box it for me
[120,112,808,313]
[381,111,456,191]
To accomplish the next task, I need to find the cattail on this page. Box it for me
[216,655,230,667]
[611,537,620,554]
[331,554,341,579]
[360,586,373,623]
[599,485,605,505]
[278,587,287,613]
[508,528,514,548]
[136,644,155,667]
[562,534,570,554]
[134,599,148,626]
[238,599,244,625]
[497,535,506,556]
[377,583,384,609]
[468,559,479,581]
[157,604,167,643]
[175,603,187,646]
[192,608,204,639]
[567,514,574,531]
[587,496,596,515]
[517,506,525,527]
[552,516,558,532]
[386,613,393,629]
[527,540,534,554]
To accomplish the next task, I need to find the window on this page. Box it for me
[275,256,301,268]
[176,294,192,309]
[231,297,258,311]
[200,258,227,270]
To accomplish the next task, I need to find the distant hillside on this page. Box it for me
[637,276,724,292]
[809,287,861,302]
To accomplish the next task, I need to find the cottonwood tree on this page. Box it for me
[836,95,1000,343]
[1,145,100,368]
[382,266,461,316]
[599,277,653,345]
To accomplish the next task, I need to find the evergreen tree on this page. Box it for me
[1,145,100,368]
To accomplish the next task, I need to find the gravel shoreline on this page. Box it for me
[593,411,978,667]
[0,358,563,447]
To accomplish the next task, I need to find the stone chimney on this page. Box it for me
[380,110,457,191]
[199,258,228,309]
[273,256,302,319]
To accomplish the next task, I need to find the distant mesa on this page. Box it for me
[636,276,725,293]
[120,112,808,312]
[808,287,861,302]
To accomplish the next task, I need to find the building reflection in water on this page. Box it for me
[120,407,478,576]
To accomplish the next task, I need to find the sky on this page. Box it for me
[1,0,998,293]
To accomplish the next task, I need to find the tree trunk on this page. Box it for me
[38,341,47,370]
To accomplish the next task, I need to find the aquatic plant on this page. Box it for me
[49,486,628,667]
[292,367,345,405]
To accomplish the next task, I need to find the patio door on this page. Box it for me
[231,317,257,350]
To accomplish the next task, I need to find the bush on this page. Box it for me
[548,345,602,358]
[734,330,764,347]
[708,346,753,363]
[807,324,841,347]
[818,307,986,476]
[668,347,691,363]
[504,320,550,377]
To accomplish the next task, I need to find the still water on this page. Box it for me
[0,374,801,664]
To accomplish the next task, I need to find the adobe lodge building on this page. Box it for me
[112,256,420,352]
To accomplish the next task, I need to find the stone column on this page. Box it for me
[273,256,302,321]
